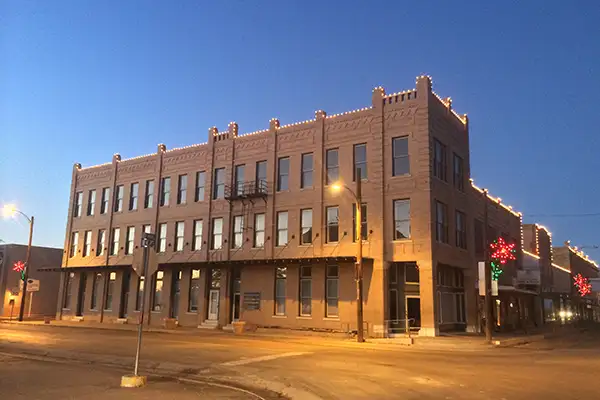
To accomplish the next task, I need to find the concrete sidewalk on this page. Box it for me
[0,318,563,351]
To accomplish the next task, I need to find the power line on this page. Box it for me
[525,212,600,218]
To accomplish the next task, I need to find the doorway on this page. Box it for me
[208,290,220,320]
[119,271,131,318]
[76,273,87,317]
[231,268,241,322]
[406,296,421,330]
[170,270,182,319]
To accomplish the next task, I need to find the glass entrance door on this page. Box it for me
[406,296,421,330]
[208,289,220,320]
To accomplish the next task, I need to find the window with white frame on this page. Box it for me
[213,168,225,199]
[326,266,339,317]
[211,218,223,250]
[300,209,312,245]
[326,149,339,185]
[129,183,139,211]
[326,206,339,243]
[352,203,368,241]
[160,177,170,207]
[275,267,286,315]
[393,199,411,240]
[195,171,205,202]
[174,221,184,251]
[125,226,135,255]
[301,153,313,188]
[87,190,96,216]
[177,174,187,205]
[192,220,203,251]
[232,215,244,249]
[74,192,83,217]
[101,188,110,214]
[392,136,409,176]
[158,223,167,253]
[145,180,154,209]
[277,157,290,191]
[353,143,367,181]
[97,229,106,256]
[114,185,124,212]
[299,266,312,316]
[276,211,288,246]
[70,232,79,257]
[254,213,265,248]
[83,230,92,257]
[110,228,120,255]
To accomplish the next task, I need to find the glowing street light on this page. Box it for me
[329,168,365,343]
[1,203,35,322]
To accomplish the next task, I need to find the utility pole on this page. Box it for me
[355,167,365,343]
[483,190,493,343]
[18,216,34,322]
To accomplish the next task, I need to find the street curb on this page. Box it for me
[0,345,318,399]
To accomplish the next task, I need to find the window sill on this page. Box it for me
[186,311,198,315]
[251,247,265,250]
[405,282,420,285]
[272,315,287,319]
[390,173,412,179]
[297,316,312,320]
[392,239,412,243]
[323,243,339,246]
[323,317,340,321]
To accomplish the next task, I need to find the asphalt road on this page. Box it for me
[0,353,271,399]
[1,324,598,399]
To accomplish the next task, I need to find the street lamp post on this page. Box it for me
[2,205,34,322]
[331,167,365,343]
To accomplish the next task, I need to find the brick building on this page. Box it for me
[56,75,535,336]
[0,244,62,319]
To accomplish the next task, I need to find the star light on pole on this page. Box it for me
[489,237,517,281]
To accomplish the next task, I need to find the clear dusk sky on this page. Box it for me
[1,1,599,261]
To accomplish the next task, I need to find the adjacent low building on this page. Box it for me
[0,244,62,319]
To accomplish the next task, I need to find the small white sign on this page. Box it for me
[478,261,485,296]
[19,279,40,292]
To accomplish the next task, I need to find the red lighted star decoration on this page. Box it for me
[489,237,517,265]
[12,261,25,273]
[574,273,592,297]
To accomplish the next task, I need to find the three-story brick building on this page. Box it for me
[57,75,523,336]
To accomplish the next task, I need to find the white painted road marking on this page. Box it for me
[220,352,310,367]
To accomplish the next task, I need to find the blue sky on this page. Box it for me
[1,1,599,261]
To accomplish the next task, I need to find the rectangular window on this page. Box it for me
[433,139,447,181]
[453,153,464,191]
[114,185,124,212]
[301,153,313,188]
[352,203,368,241]
[276,211,288,246]
[353,143,367,181]
[299,266,312,316]
[160,177,171,206]
[158,223,167,253]
[392,136,409,176]
[87,190,96,216]
[213,168,225,199]
[104,272,116,310]
[211,218,223,250]
[277,157,290,191]
[125,226,135,255]
[174,221,184,252]
[195,171,206,202]
[97,229,106,256]
[188,269,201,312]
[91,272,102,310]
[405,263,420,284]
[70,232,79,257]
[74,192,83,217]
[101,188,110,214]
[275,267,287,316]
[326,266,339,317]
[152,271,164,311]
[177,174,187,205]
[455,211,467,249]
[145,180,154,209]
[326,149,339,185]
[256,161,267,193]
[232,215,244,249]
[110,228,120,255]
[129,183,139,211]
[300,209,313,245]
[192,220,203,251]
[135,276,144,311]
[393,199,411,240]
[83,231,92,257]
[254,213,265,248]
[436,200,448,244]
[233,165,244,197]
[326,206,339,243]
[143,224,151,234]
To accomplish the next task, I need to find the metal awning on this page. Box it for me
[38,257,369,272]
